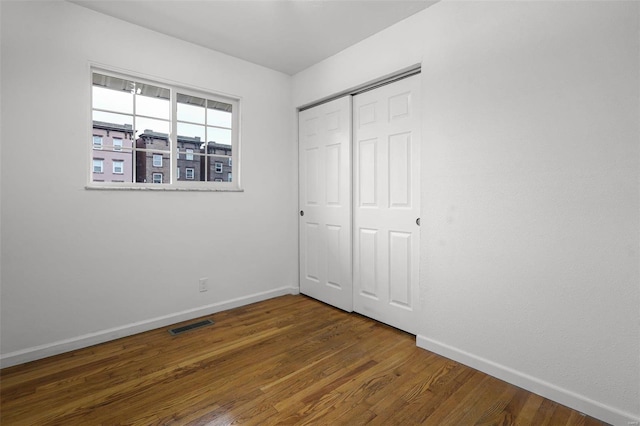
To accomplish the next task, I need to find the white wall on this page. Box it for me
[294,1,640,425]
[0,1,298,365]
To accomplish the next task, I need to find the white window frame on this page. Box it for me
[152,173,163,184]
[214,162,223,173]
[93,159,104,173]
[153,154,163,167]
[113,160,124,174]
[186,168,195,180]
[93,136,103,150]
[113,138,123,151]
[87,66,241,191]
[186,149,194,161]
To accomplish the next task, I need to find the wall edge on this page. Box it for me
[416,335,639,426]
[1,286,299,369]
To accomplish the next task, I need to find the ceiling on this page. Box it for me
[70,0,437,75]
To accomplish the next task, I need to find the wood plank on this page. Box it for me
[0,295,609,425]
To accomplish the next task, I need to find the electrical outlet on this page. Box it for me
[199,278,208,292]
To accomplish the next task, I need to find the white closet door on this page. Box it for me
[299,96,353,312]
[353,75,421,333]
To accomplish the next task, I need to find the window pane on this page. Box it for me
[178,146,200,160]
[135,117,170,137]
[93,135,103,149]
[178,122,205,142]
[177,94,206,123]
[111,151,133,182]
[135,117,171,151]
[113,160,124,174]
[92,82,134,114]
[136,86,170,120]
[112,138,123,151]
[204,144,232,160]
[93,159,103,173]
[207,105,232,128]
[207,127,232,145]
[93,111,133,128]
[177,153,203,181]
[135,151,169,184]
[206,156,232,182]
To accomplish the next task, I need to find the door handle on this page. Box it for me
[416,218,420,226]
[300,210,304,217]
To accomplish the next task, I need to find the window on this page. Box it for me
[93,159,104,173]
[228,172,232,182]
[93,136,103,150]
[177,92,236,183]
[113,160,124,174]
[90,69,240,189]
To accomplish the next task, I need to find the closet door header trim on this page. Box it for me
[298,64,421,112]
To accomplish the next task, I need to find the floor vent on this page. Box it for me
[169,319,214,335]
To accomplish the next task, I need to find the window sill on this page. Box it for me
[85,185,244,192]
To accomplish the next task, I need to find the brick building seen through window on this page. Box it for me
[91,121,232,184]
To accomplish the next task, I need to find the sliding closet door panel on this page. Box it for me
[353,75,421,333]
[299,96,353,312]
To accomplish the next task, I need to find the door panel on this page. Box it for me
[358,228,378,297]
[389,132,411,207]
[299,96,352,312]
[353,75,421,333]
[358,138,378,206]
[389,231,412,307]
[304,222,320,282]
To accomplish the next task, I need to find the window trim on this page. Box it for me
[185,168,195,180]
[87,65,242,192]
[112,160,124,174]
[93,135,103,150]
[93,158,104,173]
[152,173,163,184]
[112,138,123,151]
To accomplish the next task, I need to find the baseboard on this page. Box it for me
[1,286,299,369]
[416,335,639,426]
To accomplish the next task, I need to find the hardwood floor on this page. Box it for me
[1,295,607,425]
